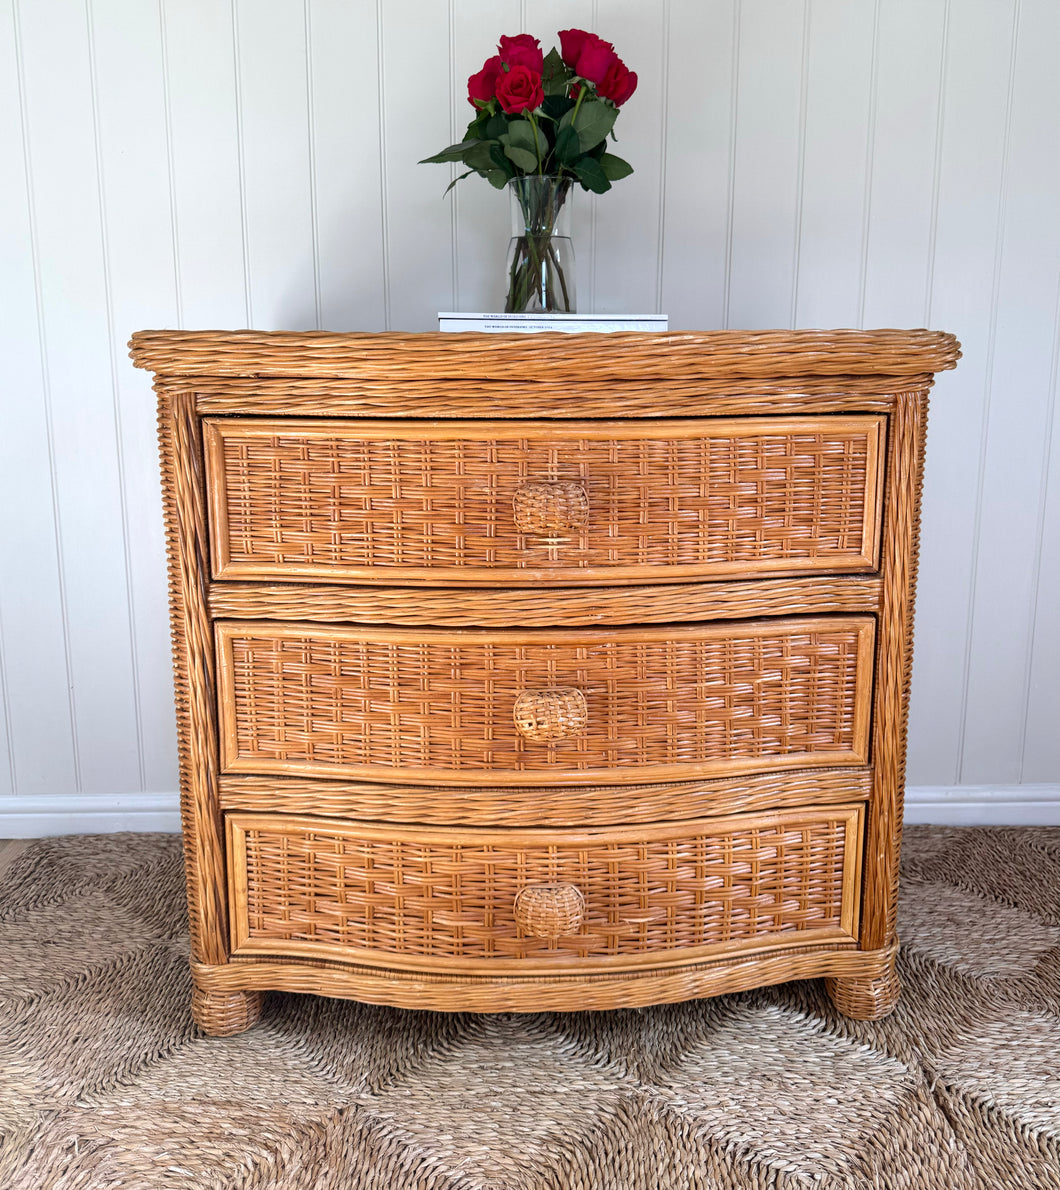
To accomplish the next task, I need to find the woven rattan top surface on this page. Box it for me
[129,328,960,382]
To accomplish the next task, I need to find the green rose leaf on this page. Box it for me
[502,119,541,172]
[542,94,574,122]
[443,169,477,195]
[465,112,490,140]
[485,113,509,140]
[487,142,515,179]
[599,152,634,181]
[485,169,508,189]
[574,156,612,194]
[541,47,569,96]
[505,119,538,154]
[503,142,539,171]
[554,124,581,166]
[463,141,496,173]
[571,100,617,153]
[418,138,482,165]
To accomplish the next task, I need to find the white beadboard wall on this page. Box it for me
[0,0,1057,833]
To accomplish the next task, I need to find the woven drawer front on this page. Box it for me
[226,807,863,972]
[216,617,875,785]
[203,415,884,584]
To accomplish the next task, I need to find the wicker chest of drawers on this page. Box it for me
[131,328,958,1036]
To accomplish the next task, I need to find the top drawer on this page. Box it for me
[204,415,885,586]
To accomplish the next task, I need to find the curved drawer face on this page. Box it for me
[204,416,885,585]
[216,617,875,786]
[225,807,864,973]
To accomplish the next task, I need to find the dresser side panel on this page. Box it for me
[862,389,929,949]
[158,390,228,965]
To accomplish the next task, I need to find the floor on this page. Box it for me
[2,827,1057,1189]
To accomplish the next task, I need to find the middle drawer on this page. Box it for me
[216,617,875,786]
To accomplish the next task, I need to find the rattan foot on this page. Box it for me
[825,962,900,1021]
[191,986,264,1036]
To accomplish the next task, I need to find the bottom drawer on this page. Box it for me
[226,805,864,974]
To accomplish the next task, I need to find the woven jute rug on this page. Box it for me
[0,826,1057,1189]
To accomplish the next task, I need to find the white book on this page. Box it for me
[438,312,668,334]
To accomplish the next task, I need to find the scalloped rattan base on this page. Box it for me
[190,942,897,1031]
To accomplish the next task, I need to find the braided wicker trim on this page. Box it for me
[185,380,913,420]
[217,766,872,827]
[207,576,884,627]
[129,329,960,381]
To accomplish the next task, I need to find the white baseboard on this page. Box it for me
[903,784,1058,826]
[0,786,1056,837]
[0,794,182,837]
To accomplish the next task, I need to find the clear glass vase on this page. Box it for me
[504,176,576,314]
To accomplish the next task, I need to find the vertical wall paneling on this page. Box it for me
[960,0,1060,783]
[0,0,1056,819]
[306,1,386,331]
[726,0,806,328]
[659,0,736,330]
[88,0,179,792]
[304,0,323,328]
[379,0,454,329]
[0,639,10,796]
[904,0,1017,785]
[861,0,948,327]
[233,0,316,329]
[374,0,391,327]
[0,0,77,797]
[1,4,26,794]
[792,0,876,328]
[161,0,248,327]
[589,4,666,314]
[1022,366,1060,782]
[653,0,671,314]
[447,0,457,310]
[14,0,141,793]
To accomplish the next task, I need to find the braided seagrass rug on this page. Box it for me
[0,826,1057,1189]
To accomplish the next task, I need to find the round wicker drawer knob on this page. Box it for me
[513,480,589,534]
[513,687,588,742]
[514,884,585,939]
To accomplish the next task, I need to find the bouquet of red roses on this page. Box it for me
[421,29,636,194]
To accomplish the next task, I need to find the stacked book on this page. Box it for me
[438,312,668,334]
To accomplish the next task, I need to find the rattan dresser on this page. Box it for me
[130,329,959,1036]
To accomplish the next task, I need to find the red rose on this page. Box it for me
[498,33,543,73]
[597,57,637,106]
[574,33,618,86]
[495,63,544,114]
[558,28,590,68]
[467,54,502,107]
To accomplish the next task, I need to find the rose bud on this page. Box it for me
[498,33,544,73]
[467,54,502,107]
